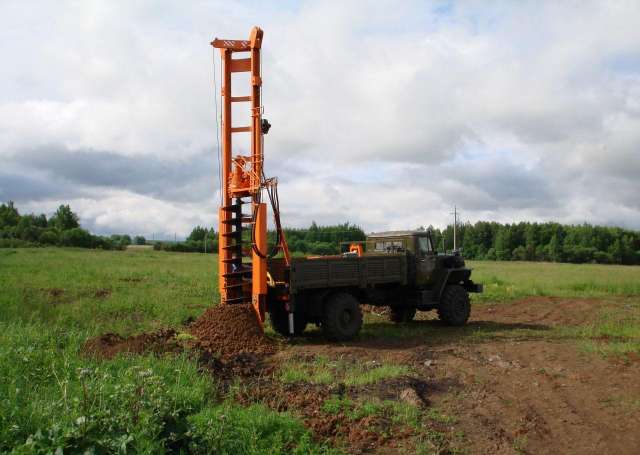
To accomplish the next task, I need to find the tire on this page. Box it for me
[389,306,416,323]
[437,285,470,326]
[322,293,363,341]
[269,304,307,337]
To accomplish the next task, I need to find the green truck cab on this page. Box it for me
[266,230,483,340]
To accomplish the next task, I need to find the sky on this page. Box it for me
[1,0,640,238]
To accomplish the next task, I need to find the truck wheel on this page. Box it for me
[268,305,307,337]
[437,285,470,326]
[322,293,363,341]
[389,306,416,323]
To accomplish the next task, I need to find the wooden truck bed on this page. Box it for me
[288,254,407,293]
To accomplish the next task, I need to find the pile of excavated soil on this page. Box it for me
[82,304,276,361]
[189,304,276,358]
[82,329,178,359]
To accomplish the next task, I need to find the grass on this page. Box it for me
[278,355,410,386]
[0,248,333,453]
[468,260,640,302]
[2,248,640,451]
[0,247,216,335]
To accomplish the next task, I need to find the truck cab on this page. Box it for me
[366,230,439,287]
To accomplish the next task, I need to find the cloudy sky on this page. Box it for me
[1,1,640,238]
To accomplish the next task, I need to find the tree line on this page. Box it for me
[2,201,640,265]
[153,221,366,256]
[427,221,640,265]
[0,201,145,250]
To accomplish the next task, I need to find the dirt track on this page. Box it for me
[271,297,640,454]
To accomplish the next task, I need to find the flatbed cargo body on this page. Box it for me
[288,254,407,292]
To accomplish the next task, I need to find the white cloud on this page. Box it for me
[1,0,640,236]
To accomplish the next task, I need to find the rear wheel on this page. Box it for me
[389,306,416,323]
[322,293,363,341]
[269,304,307,337]
[437,285,470,326]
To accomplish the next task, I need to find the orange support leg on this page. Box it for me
[252,203,267,324]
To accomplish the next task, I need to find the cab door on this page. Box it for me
[416,235,437,286]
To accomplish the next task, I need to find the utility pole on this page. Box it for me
[450,205,459,251]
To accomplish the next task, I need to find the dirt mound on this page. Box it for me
[189,304,276,358]
[83,304,276,362]
[82,329,178,359]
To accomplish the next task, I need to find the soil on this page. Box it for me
[188,304,276,358]
[273,297,640,454]
[82,304,276,362]
[82,297,640,454]
[42,287,69,304]
[234,377,424,453]
[81,329,179,359]
[93,288,111,299]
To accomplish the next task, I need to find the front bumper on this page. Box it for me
[464,280,483,293]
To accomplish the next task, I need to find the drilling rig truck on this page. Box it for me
[212,27,482,341]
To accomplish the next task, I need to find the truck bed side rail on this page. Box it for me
[290,255,407,293]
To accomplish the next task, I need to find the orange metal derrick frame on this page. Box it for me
[212,26,289,327]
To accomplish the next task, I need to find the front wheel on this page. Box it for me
[437,285,470,326]
[322,293,363,341]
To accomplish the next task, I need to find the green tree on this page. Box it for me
[547,234,562,262]
[494,227,512,260]
[0,201,20,229]
[187,226,208,242]
[16,215,41,242]
[49,205,79,231]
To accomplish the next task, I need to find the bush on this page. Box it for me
[60,228,93,248]
[512,246,527,261]
[0,238,37,248]
[91,235,117,250]
[134,236,146,245]
[593,250,613,264]
[38,230,59,245]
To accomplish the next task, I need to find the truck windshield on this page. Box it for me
[418,237,432,255]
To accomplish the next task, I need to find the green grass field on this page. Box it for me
[469,260,640,301]
[1,248,640,453]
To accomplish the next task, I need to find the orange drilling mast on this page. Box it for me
[212,26,290,328]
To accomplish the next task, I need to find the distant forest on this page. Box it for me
[2,201,640,265]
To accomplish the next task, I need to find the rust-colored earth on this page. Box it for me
[279,297,640,454]
[82,304,276,361]
[82,297,640,454]
[189,303,276,358]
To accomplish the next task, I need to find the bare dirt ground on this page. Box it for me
[84,298,640,454]
[269,297,640,454]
